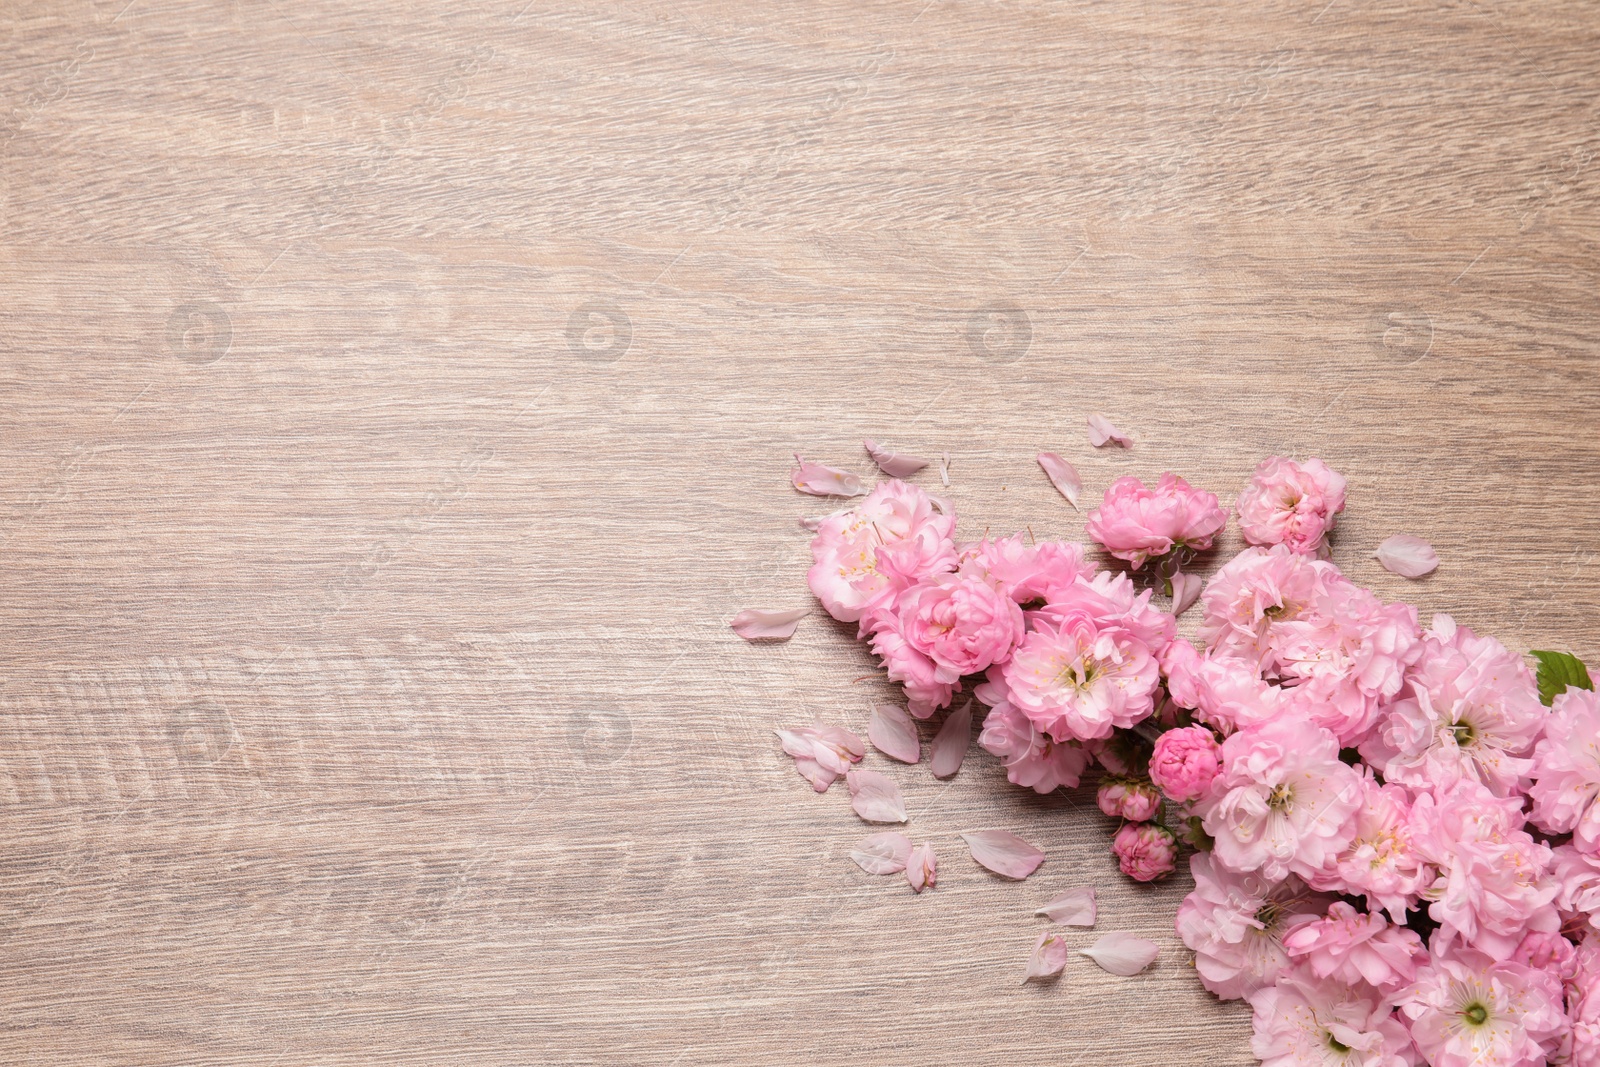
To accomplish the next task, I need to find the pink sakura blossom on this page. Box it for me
[868,622,958,718]
[889,574,1025,680]
[1085,473,1226,569]
[1361,614,1545,799]
[1396,945,1568,1067]
[1528,685,1600,851]
[774,725,864,792]
[1235,456,1347,557]
[992,572,1175,743]
[1279,901,1426,999]
[1248,970,1417,1067]
[974,695,1094,794]
[957,535,1094,607]
[1306,773,1432,923]
[1098,778,1163,822]
[1175,852,1333,1001]
[1570,940,1600,1066]
[1197,717,1362,883]
[1510,930,1578,982]
[1409,778,1558,961]
[1147,725,1223,803]
[1198,545,1343,666]
[1161,639,1289,735]
[1549,844,1600,933]
[1112,822,1177,882]
[806,479,955,626]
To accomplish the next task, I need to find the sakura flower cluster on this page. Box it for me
[782,447,1594,1066]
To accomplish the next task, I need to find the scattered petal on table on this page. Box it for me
[929,701,972,778]
[1036,452,1083,510]
[851,832,912,875]
[1024,931,1070,981]
[848,769,909,823]
[791,454,867,497]
[864,438,931,478]
[961,829,1045,879]
[1087,413,1132,448]
[906,843,938,893]
[1170,572,1203,616]
[868,703,921,764]
[730,607,808,641]
[1081,932,1159,976]
[1374,534,1439,578]
[1036,886,1097,927]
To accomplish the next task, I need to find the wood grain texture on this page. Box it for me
[1,0,1597,1063]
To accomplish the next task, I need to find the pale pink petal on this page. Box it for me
[863,438,931,478]
[1086,413,1132,449]
[906,843,938,893]
[799,515,825,532]
[808,726,866,775]
[929,700,972,779]
[1170,572,1203,616]
[1035,886,1097,926]
[939,452,951,487]
[791,453,867,497]
[1374,534,1439,578]
[961,829,1045,879]
[1080,932,1159,975]
[851,832,912,875]
[1036,452,1083,510]
[1023,931,1070,981]
[774,728,816,761]
[868,703,921,764]
[730,607,808,641]
[847,768,909,823]
[792,756,837,793]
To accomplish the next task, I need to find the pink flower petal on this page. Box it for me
[929,700,972,779]
[791,453,867,497]
[960,829,1045,879]
[863,438,931,478]
[868,703,921,764]
[1080,932,1159,975]
[847,768,909,823]
[1036,452,1083,510]
[791,756,837,792]
[906,843,937,893]
[1086,413,1132,449]
[1035,886,1097,926]
[851,832,912,875]
[1374,534,1439,578]
[1170,572,1203,616]
[1023,931,1070,981]
[775,726,862,791]
[730,607,808,641]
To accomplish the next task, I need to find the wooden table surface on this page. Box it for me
[2,0,1598,1063]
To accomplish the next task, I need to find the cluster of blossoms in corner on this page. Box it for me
[796,449,1599,1067]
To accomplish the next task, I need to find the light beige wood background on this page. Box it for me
[1,0,1597,1063]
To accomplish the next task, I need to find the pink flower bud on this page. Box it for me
[1148,725,1222,803]
[1112,822,1177,882]
[1097,778,1163,822]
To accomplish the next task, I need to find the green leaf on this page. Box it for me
[1530,650,1594,706]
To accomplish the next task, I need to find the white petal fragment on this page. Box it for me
[960,830,1045,879]
[863,438,931,478]
[847,768,909,823]
[1080,932,1159,976]
[1374,534,1439,578]
[730,607,808,641]
[851,832,912,875]
[1087,413,1132,448]
[929,700,972,779]
[1036,452,1083,510]
[868,703,921,764]
[1036,886,1097,927]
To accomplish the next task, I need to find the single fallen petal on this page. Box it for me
[1086,413,1132,448]
[1023,931,1070,981]
[1036,886,1098,927]
[848,768,909,823]
[1036,452,1083,510]
[1080,932,1159,975]
[851,832,912,875]
[791,453,867,497]
[863,438,931,478]
[939,452,951,487]
[961,829,1045,879]
[730,607,808,641]
[906,843,938,893]
[1170,572,1203,617]
[929,700,972,779]
[1374,534,1439,578]
[868,703,921,764]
